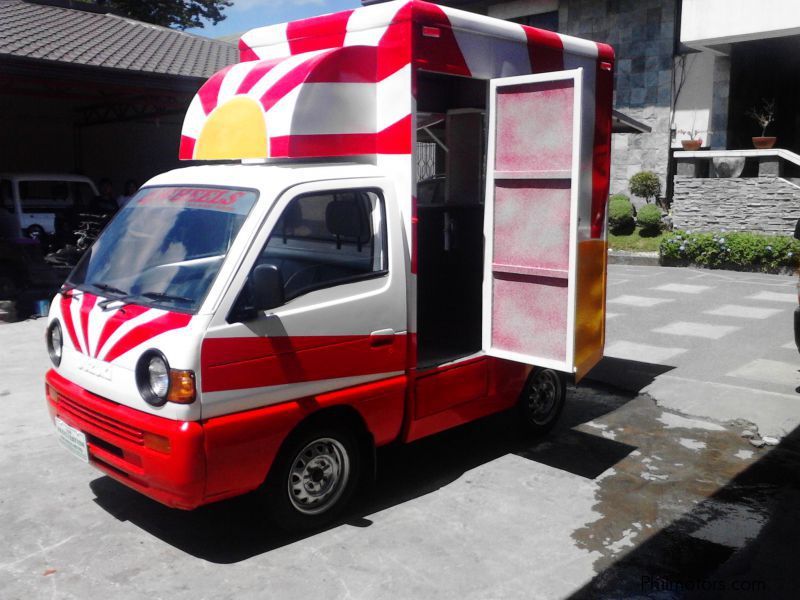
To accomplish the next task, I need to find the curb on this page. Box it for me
[608,250,660,266]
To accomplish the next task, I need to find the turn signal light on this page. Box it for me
[143,432,171,454]
[45,383,58,404]
[167,370,196,404]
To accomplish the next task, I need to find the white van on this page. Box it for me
[0,174,98,240]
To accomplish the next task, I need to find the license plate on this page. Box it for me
[56,417,89,463]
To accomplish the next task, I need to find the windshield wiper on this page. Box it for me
[141,291,193,304]
[91,282,129,297]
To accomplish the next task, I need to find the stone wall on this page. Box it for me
[559,0,676,196]
[672,177,800,235]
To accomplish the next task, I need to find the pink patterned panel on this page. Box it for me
[495,80,574,173]
[493,180,571,271]
[492,274,568,362]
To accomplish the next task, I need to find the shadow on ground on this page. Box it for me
[568,424,800,600]
[586,356,675,394]
[90,377,640,564]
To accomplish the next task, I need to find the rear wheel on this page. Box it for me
[518,368,566,436]
[263,425,361,531]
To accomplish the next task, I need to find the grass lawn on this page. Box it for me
[609,227,665,252]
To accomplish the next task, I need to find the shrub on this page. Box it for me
[660,230,800,272]
[637,204,663,234]
[629,171,661,204]
[608,194,635,235]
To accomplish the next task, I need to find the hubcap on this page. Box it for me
[287,437,350,515]
[526,370,561,425]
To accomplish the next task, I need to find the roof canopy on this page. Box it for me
[179,45,410,161]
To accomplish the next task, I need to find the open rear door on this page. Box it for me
[483,68,599,376]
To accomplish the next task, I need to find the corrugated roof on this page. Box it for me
[0,0,238,79]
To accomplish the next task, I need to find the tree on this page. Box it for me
[88,1,232,30]
[629,171,661,205]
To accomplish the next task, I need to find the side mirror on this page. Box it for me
[252,263,285,311]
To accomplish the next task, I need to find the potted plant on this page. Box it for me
[747,98,776,149]
[677,127,705,151]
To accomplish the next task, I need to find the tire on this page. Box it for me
[517,368,566,437]
[262,424,362,532]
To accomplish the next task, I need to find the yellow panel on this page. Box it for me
[574,239,607,381]
[195,96,268,160]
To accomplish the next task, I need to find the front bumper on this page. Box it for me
[45,369,206,509]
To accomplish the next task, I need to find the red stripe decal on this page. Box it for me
[79,293,97,355]
[258,47,377,114]
[376,3,413,80]
[235,57,283,95]
[93,304,150,359]
[178,135,196,160]
[238,38,259,62]
[523,26,564,73]
[270,114,411,158]
[197,64,234,115]
[286,10,353,55]
[201,334,407,393]
[102,312,191,363]
[412,3,470,77]
[591,44,615,238]
[60,294,80,351]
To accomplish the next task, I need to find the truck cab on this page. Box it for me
[45,0,613,530]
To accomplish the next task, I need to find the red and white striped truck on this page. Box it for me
[45,0,614,530]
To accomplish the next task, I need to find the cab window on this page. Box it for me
[254,189,387,303]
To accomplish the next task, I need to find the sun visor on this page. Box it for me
[179,45,410,161]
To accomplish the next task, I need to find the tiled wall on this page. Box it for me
[559,0,677,197]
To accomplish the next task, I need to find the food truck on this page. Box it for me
[44,0,613,530]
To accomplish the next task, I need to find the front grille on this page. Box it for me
[59,395,144,446]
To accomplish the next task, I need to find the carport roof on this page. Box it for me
[0,0,238,79]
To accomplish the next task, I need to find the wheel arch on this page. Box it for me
[265,404,376,488]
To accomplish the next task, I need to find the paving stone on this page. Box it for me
[652,283,712,294]
[704,305,783,319]
[605,340,687,363]
[653,321,739,340]
[608,295,674,308]
[726,359,800,388]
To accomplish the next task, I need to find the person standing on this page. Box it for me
[117,179,137,208]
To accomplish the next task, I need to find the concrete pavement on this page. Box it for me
[591,264,800,439]
[2,266,800,599]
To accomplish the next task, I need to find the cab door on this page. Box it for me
[482,68,606,379]
[201,178,407,420]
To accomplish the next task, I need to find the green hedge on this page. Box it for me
[660,230,800,271]
[636,204,663,233]
[608,194,635,235]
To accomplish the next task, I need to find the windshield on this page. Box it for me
[68,186,258,313]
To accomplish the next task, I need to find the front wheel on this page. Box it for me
[518,368,566,437]
[262,425,361,531]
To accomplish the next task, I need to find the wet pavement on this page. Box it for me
[2,263,800,599]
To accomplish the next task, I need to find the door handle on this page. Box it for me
[370,329,395,347]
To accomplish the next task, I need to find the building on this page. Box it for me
[366,0,800,211]
[0,0,238,186]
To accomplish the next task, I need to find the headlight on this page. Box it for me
[47,321,63,367]
[136,350,170,406]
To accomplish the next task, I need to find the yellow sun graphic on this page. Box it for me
[195,96,268,159]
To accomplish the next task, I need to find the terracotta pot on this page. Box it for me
[681,139,702,151]
[752,136,777,149]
